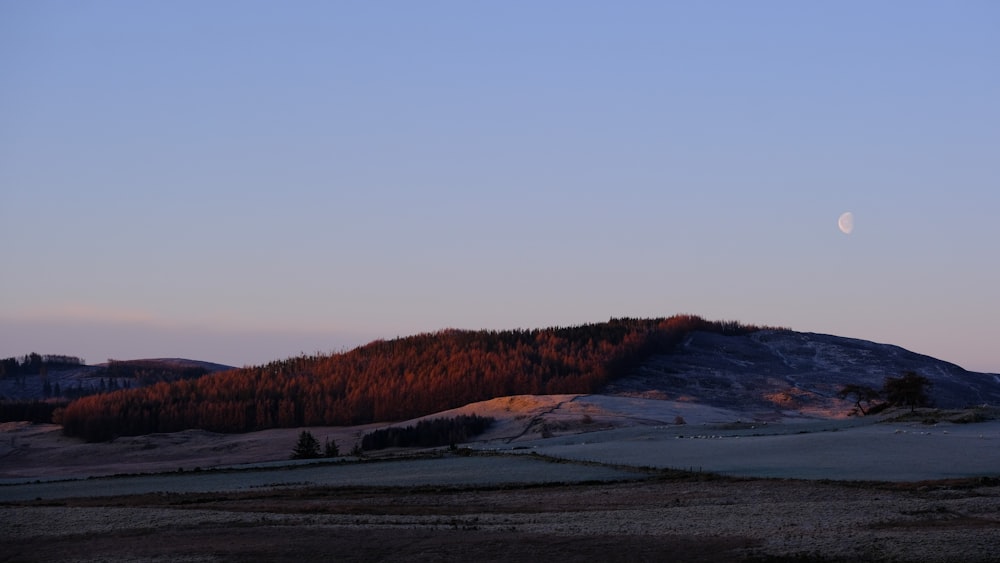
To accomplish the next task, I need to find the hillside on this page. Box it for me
[48,316,1000,442]
[57,316,766,441]
[0,357,234,403]
[606,330,1000,414]
[0,358,235,425]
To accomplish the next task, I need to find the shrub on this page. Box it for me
[323,437,339,457]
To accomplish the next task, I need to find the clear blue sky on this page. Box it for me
[2,1,998,372]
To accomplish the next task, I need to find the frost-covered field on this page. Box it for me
[0,454,643,503]
[6,418,998,503]
[4,396,1000,491]
[483,419,1000,481]
[4,398,1000,562]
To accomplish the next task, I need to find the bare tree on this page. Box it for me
[837,384,881,415]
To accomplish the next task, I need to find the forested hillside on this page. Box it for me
[58,316,774,441]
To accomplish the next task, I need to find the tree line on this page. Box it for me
[57,316,776,442]
[0,400,68,424]
[1,354,83,424]
[0,354,85,378]
[102,360,209,386]
[360,414,494,451]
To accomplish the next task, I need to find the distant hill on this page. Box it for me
[96,358,235,372]
[0,357,234,403]
[0,356,235,425]
[97,358,234,388]
[51,316,1000,441]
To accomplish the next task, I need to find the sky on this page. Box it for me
[2,1,998,372]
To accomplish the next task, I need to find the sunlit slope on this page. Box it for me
[60,316,767,440]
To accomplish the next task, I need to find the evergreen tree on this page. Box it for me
[291,430,321,459]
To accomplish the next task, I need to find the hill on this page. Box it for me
[0,358,234,425]
[0,357,234,403]
[606,330,1000,415]
[52,316,1000,442]
[57,316,765,441]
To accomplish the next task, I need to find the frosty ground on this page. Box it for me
[2,394,999,562]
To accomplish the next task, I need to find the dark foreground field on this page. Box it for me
[5,471,1000,563]
[4,406,1000,561]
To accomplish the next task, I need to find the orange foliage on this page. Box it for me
[60,316,775,441]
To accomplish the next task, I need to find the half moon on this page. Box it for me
[838,212,854,235]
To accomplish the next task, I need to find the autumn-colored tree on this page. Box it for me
[58,316,781,441]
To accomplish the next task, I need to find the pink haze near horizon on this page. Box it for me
[2,2,998,372]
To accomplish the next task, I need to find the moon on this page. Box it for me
[838,212,854,235]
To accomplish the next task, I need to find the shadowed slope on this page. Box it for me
[607,330,1000,414]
